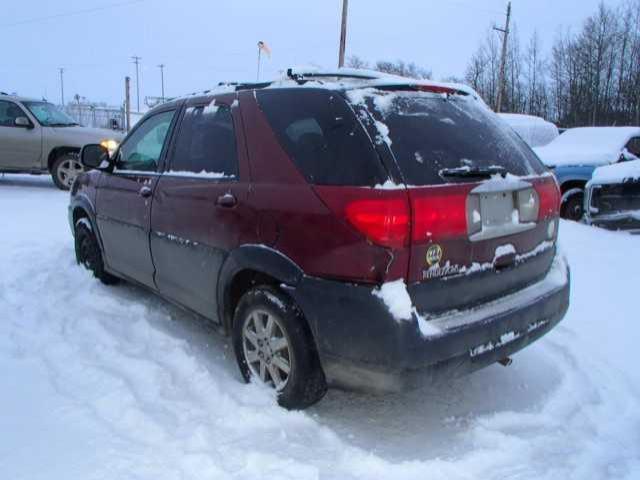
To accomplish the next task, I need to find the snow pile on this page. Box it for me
[498,113,559,148]
[534,127,640,167]
[165,170,232,179]
[2,175,640,479]
[372,279,441,336]
[372,279,413,320]
[373,179,405,190]
[588,158,640,186]
[494,243,516,259]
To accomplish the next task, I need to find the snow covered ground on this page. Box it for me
[1,175,639,480]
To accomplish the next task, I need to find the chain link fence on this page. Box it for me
[63,104,126,131]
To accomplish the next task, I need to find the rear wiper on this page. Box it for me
[439,165,507,179]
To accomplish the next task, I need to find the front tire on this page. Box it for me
[561,188,584,221]
[74,218,119,285]
[232,286,327,409]
[51,152,82,190]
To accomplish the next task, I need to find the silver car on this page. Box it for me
[0,93,123,190]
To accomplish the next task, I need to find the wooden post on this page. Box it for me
[125,76,131,132]
[338,0,349,68]
[495,2,511,113]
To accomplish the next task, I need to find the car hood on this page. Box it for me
[533,145,619,168]
[588,159,640,187]
[48,125,125,146]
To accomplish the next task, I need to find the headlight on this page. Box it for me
[100,139,119,155]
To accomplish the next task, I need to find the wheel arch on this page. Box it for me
[559,179,587,196]
[47,146,80,171]
[69,197,106,256]
[218,245,304,334]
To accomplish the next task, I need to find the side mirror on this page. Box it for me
[14,116,33,129]
[81,144,112,170]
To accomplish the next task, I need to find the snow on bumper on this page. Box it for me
[289,251,570,393]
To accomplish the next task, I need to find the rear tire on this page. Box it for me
[51,152,82,190]
[232,286,327,410]
[74,218,119,285]
[560,189,584,221]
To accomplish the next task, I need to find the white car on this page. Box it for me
[585,159,640,231]
[498,113,559,148]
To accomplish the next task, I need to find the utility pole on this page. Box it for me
[125,76,131,132]
[494,1,511,113]
[338,0,349,68]
[131,55,141,112]
[58,67,65,106]
[157,64,165,103]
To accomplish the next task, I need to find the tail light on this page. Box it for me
[345,197,410,249]
[410,186,470,243]
[535,176,561,220]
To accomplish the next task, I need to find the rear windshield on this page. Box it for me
[256,89,387,186]
[347,89,547,185]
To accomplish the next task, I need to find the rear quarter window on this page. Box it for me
[256,89,386,186]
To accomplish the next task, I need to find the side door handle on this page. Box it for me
[216,193,237,208]
[139,186,152,198]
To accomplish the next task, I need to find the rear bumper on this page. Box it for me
[289,251,570,392]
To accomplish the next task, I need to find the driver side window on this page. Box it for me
[0,100,24,127]
[117,110,175,171]
[626,137,640,158]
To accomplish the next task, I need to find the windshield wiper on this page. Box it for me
[48,122,78,127]
[439,165,507,179]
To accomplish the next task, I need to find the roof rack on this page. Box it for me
[285,67,382,83]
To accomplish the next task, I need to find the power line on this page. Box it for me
[443,0,504,16]
[0,0,146,28]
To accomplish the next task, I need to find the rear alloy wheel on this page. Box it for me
[242,309,292,391]
[232,286,327,409]
[560,189,585,221]
[52,153,83,190]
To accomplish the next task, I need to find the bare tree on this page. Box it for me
[374,60,432,79]
[346,55,369,69]
[346,56,431,79]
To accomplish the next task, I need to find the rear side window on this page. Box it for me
[348,89,547,185]
[256,89,386,186]
[170,104,238,178]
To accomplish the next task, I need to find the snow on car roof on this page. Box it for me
[498,113,559,148]
[534,126,640,167]
[589,158,640,186]
[173,67,484,104]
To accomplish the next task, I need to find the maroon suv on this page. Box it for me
[69,70,570,409]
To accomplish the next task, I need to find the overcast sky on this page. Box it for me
[1,0,627,107]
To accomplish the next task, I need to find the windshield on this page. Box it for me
[23,101,78,127]
[348,89,546,185]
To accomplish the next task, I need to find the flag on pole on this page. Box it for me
[257,41,272,58]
